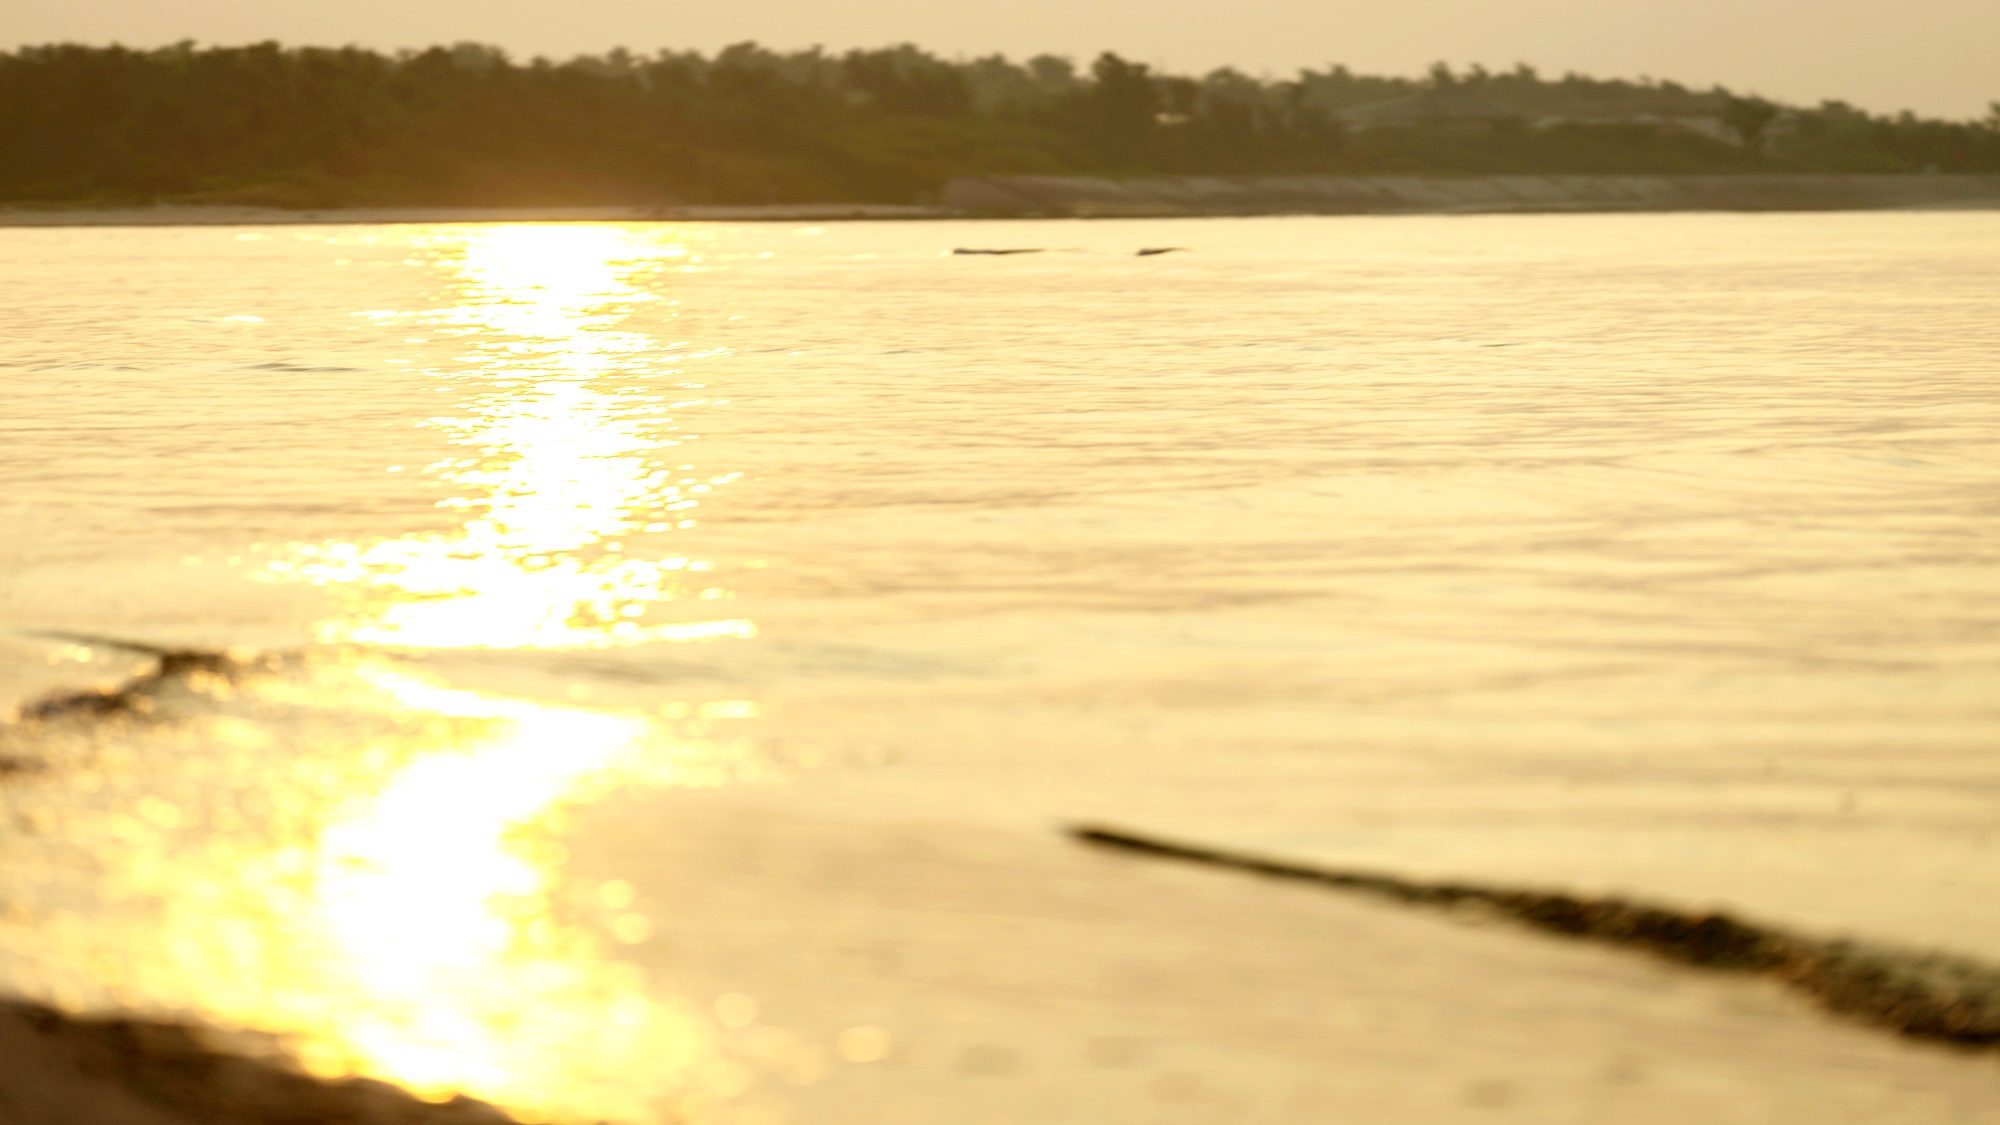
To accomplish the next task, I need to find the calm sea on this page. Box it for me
[2,213,1998,1122]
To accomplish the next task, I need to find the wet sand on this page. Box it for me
[10,780,1997,1124]
[3,648,1996,1120]
[1,644,1997,1121]
[0,1001,516,1125]
[549,787,2000,1123]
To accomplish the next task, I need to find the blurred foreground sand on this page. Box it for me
[8,783,2000,1123]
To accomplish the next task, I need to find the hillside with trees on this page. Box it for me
[3,41,1997,207]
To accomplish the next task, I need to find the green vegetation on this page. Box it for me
[2,41,1996,207]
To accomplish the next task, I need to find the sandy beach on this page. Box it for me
[6,761,1997,1123]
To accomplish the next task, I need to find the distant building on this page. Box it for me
[1531,94,1735,143]
[1335,89,1525,132]
[1337,88,1734,144]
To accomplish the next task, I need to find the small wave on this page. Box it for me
[10,633,258,726]
[241,362,366,373]
[1073,824,2000,1048]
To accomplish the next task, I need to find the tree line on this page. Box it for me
[2,41,1996,207]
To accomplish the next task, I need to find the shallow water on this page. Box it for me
[2,214,1998,1122]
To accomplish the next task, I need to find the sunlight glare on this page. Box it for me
[271,225,747,651]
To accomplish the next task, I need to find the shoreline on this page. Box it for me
[0,203,954,228]
[8,173,2000,228]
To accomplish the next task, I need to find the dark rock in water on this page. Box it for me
[0,1000,525,1125]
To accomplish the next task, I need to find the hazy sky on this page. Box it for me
[9,0,1998,119]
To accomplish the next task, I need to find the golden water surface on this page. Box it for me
[1,213,1997,1122]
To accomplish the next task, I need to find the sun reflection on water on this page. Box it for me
[210,663,725,1119]
[130,224,768,1116]
[0,651,775,1122]
[303,668,692,1105]
[271,224,749,650]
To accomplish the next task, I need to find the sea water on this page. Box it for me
[2,213,1998,1122]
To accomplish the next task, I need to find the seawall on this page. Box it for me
[942,174,2000,217]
